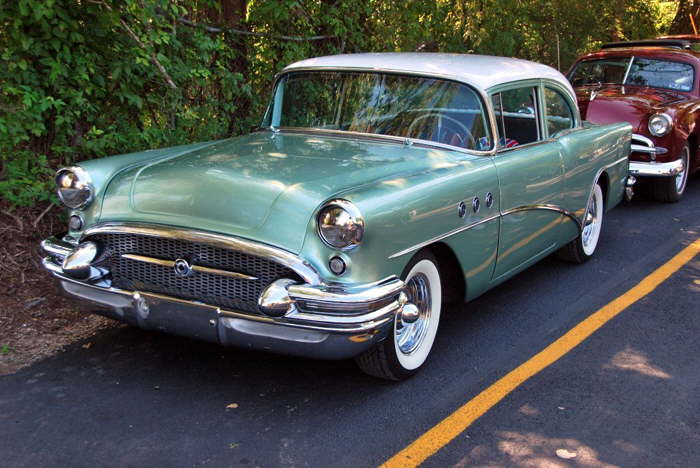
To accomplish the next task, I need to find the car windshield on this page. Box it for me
[262,71,492,151]
[570,57,695,92]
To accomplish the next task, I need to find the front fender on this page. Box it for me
[297,153,499,287]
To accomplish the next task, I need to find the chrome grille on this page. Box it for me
[88,233,301,313]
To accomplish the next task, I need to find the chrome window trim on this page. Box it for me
[542,85,578,138]
[271,127,489,156]
[82,223,321,285]
[490,84,545,151]
[494,138,554,154]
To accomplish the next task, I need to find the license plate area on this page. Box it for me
[136,294,220,343]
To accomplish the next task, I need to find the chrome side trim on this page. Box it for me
[501,204,582,231]
[121,253,258,280]
[83,223,321,285]
[388,214,500,259]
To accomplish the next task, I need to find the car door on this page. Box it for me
[491,83,566,280]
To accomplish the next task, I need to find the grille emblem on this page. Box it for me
[173,258,193,277]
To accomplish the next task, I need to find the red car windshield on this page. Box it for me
[570,57,694,92]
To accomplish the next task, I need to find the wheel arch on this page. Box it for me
[420,242,465,304]
[597,170,610,209]
[687,132,698,170]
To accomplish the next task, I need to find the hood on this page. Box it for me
[575,85,685,131]
[99,132,468,253]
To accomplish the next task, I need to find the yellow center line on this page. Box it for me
[381,237,700,468]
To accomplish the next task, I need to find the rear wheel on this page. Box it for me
[556,182,604,264]
[653,143,690,203]
[355,250,442,380]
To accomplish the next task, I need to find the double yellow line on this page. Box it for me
[382,238,700,468]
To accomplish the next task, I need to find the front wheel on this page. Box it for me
[355,250,442,380]
[653,143,690,203]
[556,182,604,264]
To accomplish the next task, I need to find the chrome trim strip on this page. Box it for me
[501,204,582,232]
[274,127,486,156]
[121,253,258,280]
[629,159,685,177]
[388,214,500,259]
[83,223,321,285]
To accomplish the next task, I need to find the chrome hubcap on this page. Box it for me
[396,273,431,355]
[582,193,598,248]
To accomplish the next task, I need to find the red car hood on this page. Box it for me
[575,85,687,132]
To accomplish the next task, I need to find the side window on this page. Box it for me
[544,87,575,137]
[491,86,540,149]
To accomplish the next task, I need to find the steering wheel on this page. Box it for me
[406,113,476,149]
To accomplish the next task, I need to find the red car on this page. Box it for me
[568,39,700,201]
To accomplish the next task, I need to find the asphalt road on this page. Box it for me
[2,178,700,468]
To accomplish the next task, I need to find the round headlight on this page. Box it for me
[55,167,93,209]
[317,200,364,250]
[648,113,673,137]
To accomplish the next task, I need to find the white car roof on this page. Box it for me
[284,53,575,96]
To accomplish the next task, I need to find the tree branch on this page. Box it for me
[90,0,177,89]
[178,17,335,42]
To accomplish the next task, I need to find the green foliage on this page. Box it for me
[0,0,677,208]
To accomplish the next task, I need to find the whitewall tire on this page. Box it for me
[556,182,604,263]
[355,250,442,380]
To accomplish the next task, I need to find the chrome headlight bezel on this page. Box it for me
[648,113,673,137]
[55,166,94,209]
[316,199,365,251]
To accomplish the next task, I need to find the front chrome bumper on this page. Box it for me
[41,234,405,360]
[629,159,685,178]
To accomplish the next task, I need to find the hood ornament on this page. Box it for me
[589,90,598,102]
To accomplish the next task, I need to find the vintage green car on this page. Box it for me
[42,53,632,380]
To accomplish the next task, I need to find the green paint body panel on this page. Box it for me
[68,94,631,306]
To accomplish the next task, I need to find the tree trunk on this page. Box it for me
[669,0,700,34]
